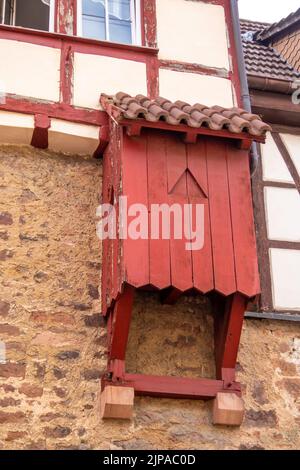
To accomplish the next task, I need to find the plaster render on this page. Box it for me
[270,249,300,311]
[261,133,294,184]
[73,53,147,109]
[0,111,34,145]
[156,0,230,70]
[264,187,300,242]
[280,134,300,178]
[0,39,60,102]
[159,68,234,107]
[48,119,100,155]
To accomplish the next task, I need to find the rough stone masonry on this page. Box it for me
[0,145,299,450]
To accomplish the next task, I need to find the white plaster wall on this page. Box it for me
[265,187,300,242]
[270,248,300,310]
[159,69,233,107]
[280,133,300,177]
[73,53,147,109]
[0,111,34,145]
[156,0,229,69]
[48,119,100,155]
[261,133,294,184]
[0,39,60,102]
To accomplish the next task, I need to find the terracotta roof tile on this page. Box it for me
[241,19,300,81]
[101,93,271,137]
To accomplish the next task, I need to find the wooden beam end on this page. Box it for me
[100,386,134,420]
[212,392,245,426]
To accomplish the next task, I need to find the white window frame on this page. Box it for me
[0,0,55,32]
[77,0,141,45]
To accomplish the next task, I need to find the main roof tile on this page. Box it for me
[241,19,300,81]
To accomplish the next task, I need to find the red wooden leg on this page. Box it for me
[107,284,135,382]
[213,293,247,382]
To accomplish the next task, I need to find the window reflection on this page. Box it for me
[82,0,133,44]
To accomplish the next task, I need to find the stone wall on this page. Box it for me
[0,145,299,450]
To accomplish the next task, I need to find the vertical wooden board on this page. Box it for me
[226,146,260,297]
[111,127,123,301]
[206,140,236,296]
[187,141,214,293]
[187,140,208,197]
[101,146,111,315]
[147,130,171,289]
[167,133,188,194]
[122,132,150,287]
[166,134,193,292]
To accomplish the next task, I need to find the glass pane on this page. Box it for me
[108,0,132,44]
[4,0,13,24]
[82,0,105,16]
[15,0,50,31]
[83,15,106,40]
[82,0,106,40]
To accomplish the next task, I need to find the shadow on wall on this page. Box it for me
[126,292,215,379]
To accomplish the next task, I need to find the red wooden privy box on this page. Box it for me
[99,93,269,415]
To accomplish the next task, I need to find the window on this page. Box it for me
[0,0,54,32]
[77,0,141,45]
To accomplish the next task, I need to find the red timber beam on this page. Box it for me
[106,284,135,383]
[31,114,50,149]
[113,375,240,401]
[55,0,77,36]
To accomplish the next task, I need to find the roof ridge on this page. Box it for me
[255,7,300,42]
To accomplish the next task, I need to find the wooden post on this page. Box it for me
[213,293,247,380]
[110,284,135,361]
[106,284,135,382]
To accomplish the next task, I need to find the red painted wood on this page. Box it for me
[0,24,158,58]
[146,55,159,99]
[110,359,126,381]
[93,125,109,158]
[206,139,237,296]
[110,284,135,360]
[101,138,112,315]
[187,141,214,293]
[122,132,150,288]
[166,134,193,292]
[112,127,123,301]
[60,43,73,104]
[159,59,229,79]
[124,374,230,400]
[31,114,50,149]
[142,0,157,48]
[1,95,108,127]
[226,146,260,297]
[147,130,171,289]
[121,120,265,145]
[220,293,247,371]
[56,0,76,35]
[214,293,246,379]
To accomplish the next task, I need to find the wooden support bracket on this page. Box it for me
[93,125,110,158]
[102,285,247,425]
[31,114,50,149]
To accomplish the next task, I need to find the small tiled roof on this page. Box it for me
[255,7,300,42]
[101,93,271,137]
[241,19,300,81]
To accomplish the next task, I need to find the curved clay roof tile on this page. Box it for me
[100,93,271,138]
